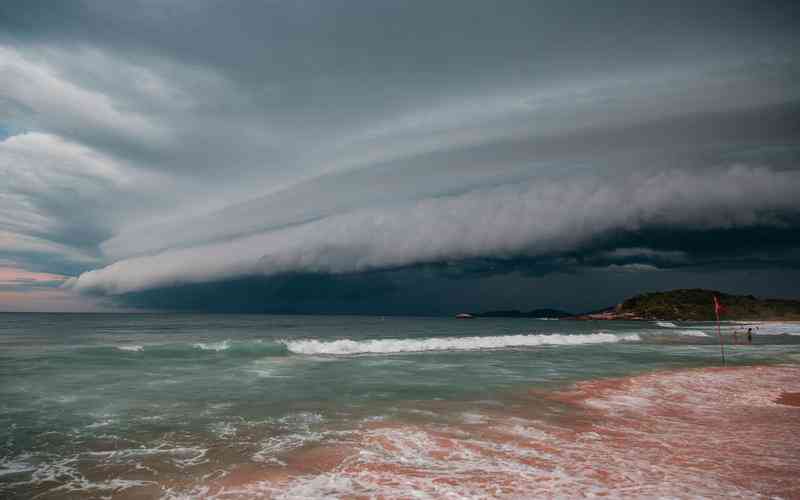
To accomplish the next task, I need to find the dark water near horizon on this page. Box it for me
[1,313,799,498]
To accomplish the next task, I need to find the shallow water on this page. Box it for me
[1,314,798,498]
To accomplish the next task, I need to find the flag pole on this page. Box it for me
[713,295,726,366]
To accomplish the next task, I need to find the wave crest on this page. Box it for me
[283,333,640,356]
[675,330,708,337]
[115,345,144,352]
[192,340,231,351]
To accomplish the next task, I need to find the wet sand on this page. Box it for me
[184,365,800,499]
[776,392,800,407]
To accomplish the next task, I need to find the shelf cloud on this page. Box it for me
[70,165,800,295]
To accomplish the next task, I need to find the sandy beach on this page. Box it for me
[179,365,800,499]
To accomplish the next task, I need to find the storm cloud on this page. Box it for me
[70,165,800,295]
[2,1,800,312]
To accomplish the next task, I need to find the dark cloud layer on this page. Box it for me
[1,1,800,312]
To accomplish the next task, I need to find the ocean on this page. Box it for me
[1,314,799,498]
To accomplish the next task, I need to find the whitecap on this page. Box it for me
[249,368,286,378]
[192,340,230,351]
[655,321,678,328]
[86,418,116,429]
[283,333,640,356]
[116,344,144,352]
[732,322,800,336]
[674,330,708,337]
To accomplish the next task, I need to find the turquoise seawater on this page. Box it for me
[1,313,798,498]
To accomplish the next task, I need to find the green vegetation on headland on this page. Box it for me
[464,289,800,321]
[576,289,800,321]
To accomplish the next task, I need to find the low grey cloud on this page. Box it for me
[1,1,799,311]
[70,164,800,295]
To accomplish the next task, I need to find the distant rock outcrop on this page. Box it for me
[601,289,800,321]
[470,308,573,319]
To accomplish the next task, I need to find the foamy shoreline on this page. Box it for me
[180,364,800,499]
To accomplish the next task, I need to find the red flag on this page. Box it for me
[713,295,725,317]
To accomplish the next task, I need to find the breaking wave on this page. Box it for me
[193,340,231,351]
[283,333,641,355]
[674,330,708,337]
[115,344,144,352]
[655,321,678,328]
[99,340,289,357]
[732,322,800,336]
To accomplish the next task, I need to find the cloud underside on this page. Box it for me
[70,164,800,295]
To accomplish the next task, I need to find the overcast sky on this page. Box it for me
[1,1,800,313]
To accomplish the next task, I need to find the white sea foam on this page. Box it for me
[277,411,325,430]
[732,322,800,336]
[94,445,209,468]
[246,358,294,378]
[16,453,158,496]
[209,421,238,439]
[674,329,708,337]
[461,412,488,424]
[192,340,230,351]
[249,368,286,378]
[0,455,35,477]
[160,367,800,500]
[116,344,144,352]
[655,321,678,328]
[284,333,641,355]
[252,432,324,464]
[86,418,116,429]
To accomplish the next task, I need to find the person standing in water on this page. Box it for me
[747,327,753,344]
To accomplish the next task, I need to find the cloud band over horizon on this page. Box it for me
[68,165,800,296]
